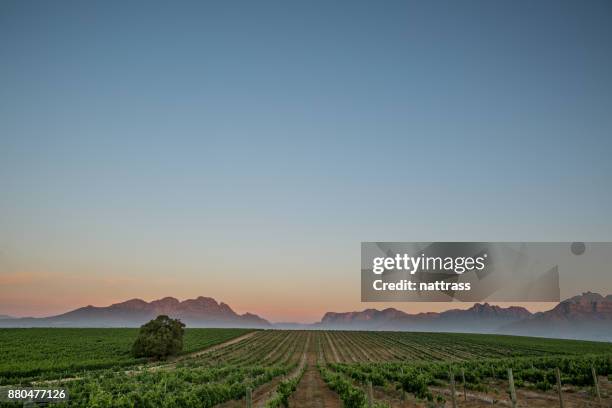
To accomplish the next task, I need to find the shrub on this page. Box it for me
[132,315,185,359]
[399,373,432,400]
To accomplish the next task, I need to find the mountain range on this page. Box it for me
[1,293,611,341]
[317,302,532,332]
[316,292,612,341]
[0,296,270,328]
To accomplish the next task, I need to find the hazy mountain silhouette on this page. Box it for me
[317,293,612,341]
[0,296,270,328]
[317,303,532,333]
[2,293,611,341]
[499,292,612,341]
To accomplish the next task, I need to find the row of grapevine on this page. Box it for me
[326,353,612,405]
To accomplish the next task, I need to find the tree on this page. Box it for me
[132,315,185,359]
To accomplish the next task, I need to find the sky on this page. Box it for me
[1,0,612,323]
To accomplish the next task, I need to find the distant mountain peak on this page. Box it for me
[564,292,605,303]
[321,308,409,324]
[464,303,531,317]
[150,296,180,305]
[499,292,612,341]
[195,296,217,303]
[124,298,146,304]
[548,292,611,317]
[156,296,180,302]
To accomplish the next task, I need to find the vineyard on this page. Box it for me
[1,329,611,407]
[0,328,252,383]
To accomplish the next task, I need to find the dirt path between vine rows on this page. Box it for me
[324,332,341,363]
[170,330,258,362]
[253,333,311,408]
[287,341,342,408]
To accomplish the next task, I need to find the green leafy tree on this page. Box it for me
[132,315,185,359]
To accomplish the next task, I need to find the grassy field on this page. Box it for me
[1,329,611,407]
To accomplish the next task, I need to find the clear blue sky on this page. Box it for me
[1,1,611,321]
